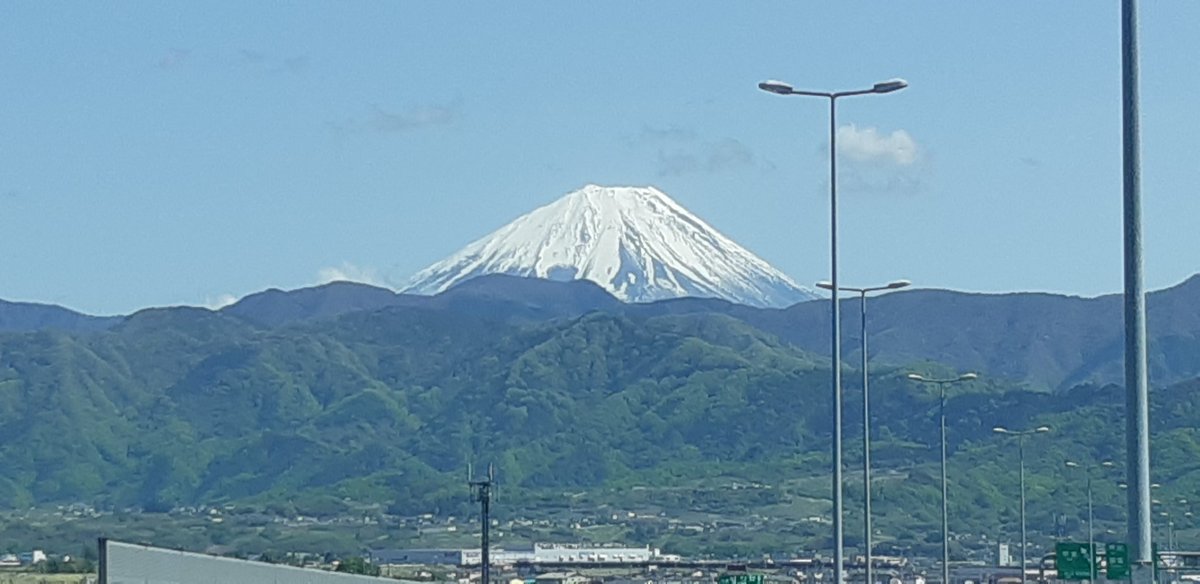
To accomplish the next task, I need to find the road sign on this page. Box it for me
[1057,542,1095,580]
[1106,543,1129,580]
[719,574,764,584]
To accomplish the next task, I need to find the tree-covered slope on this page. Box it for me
[1,298,1199,557]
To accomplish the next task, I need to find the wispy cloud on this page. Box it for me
[238,49,267,64]
[282,56,310,74]
[837,124,920,166]
[656,138,763,177]
[636,124,698,143]
[837,171,924,196]
[157,48,191,69]
[331,101,461,134]
[367,103,458,133]
[0,189,19,210]
[633,124,770,177]
[238,49,309,74]
[317,262,387,287]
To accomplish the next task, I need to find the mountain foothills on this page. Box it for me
[1,275,1200,556]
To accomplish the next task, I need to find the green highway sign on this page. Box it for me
[1106,543,1129,580]
[1056,542,1095,580]
[718,574,764,584]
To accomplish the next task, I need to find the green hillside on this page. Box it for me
[0,303,1196,557]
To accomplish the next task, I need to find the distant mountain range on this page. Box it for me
[7,273,1196,391]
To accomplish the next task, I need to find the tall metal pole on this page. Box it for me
[1067,462,1098,581]
[1087,475,1095,582]
[909,373,976,584]
[861,291,872,584]
[1121,1,1154,584]
[995,427,1048,584]
[481,482,491,584]
[940,382,950,584]
[469,467,494,584]
[823,281,909,584]
[830,94,845,584]
[1019,435,1028,584]
[760,78,907,584]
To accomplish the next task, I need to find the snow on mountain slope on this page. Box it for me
[402,184,816,308]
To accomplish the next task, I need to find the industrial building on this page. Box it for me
[371,543,661,567]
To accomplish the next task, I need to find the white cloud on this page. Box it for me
[204,293,239,310]
[317,262,386,287]
[837,124,920,166]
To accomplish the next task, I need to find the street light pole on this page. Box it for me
[1087,474,1094,579]
[760,77,907,584]
[1021,437,1027,584]
[1065,461,1113,582]
[906,372,978,584]
[1119,1,1154,582]
[994,426,1052,584]
[818,279,910,584]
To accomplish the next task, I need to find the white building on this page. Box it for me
[372,543,657,566]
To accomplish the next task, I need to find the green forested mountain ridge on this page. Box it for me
[0,306,827,512]
[296,272,1200,390]
[0,298,121,333]
[222,276,623,328]
[639,273,1200,391]
[1,297,1199,541]
[8,273,1200,390]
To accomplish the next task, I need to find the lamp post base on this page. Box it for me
[1131,563,1155,584]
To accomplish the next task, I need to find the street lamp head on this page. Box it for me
[758,80,795,95]
[1065,461,1079,468]
[887,280,912,290]
[993,427,1009,434]
[958,373,979,381]
[906,373,927,382]
[872,78,909,94]
[815,281,834,290]
[1102,461,1116,468]
[1035,426,1051,433]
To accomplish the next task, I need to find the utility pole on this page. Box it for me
[469,464,495,584]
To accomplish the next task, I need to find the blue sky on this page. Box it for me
[2,2,1198,315]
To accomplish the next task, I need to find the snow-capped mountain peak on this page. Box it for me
[402,184,815,308]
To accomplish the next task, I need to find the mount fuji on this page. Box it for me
[402,184,816,308]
